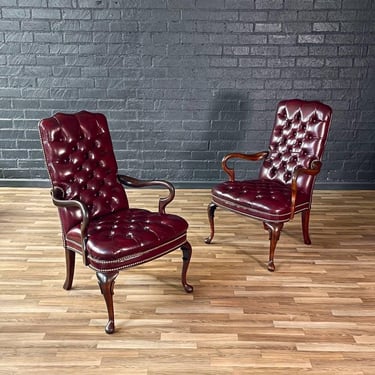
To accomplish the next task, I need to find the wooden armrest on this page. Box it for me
[50,186,90,266]
[290,160,322,219]
[222,151,268,181]
[117,174,175,214]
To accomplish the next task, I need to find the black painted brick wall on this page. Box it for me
[0,0,374,187]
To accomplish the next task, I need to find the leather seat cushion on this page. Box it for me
[212,180,310,222]
[65,208,188,272]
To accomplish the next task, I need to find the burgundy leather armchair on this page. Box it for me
[39,111,193,333]
[205,99,332,271]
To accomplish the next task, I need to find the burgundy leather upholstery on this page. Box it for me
[66,209,188,272]
[39,111,193,333]
[212,179,309,222]
[40,112,129,237]
[206,99,332,271]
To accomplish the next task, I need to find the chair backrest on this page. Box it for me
[39,111,129,233]
[259,99,332,194]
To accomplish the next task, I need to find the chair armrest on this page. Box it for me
[222,151,268,181]
[50,186,90,266]
[117,174,175,214]
[290,160,322,219]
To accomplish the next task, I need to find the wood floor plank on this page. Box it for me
[0,187,375,374]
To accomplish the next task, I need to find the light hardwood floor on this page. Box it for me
[0,187,374,374]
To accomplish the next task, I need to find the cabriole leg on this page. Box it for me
[96,271,119,334]
[180,242,193,293]
[263,222,284,272]
[63,248,75,290]
[205,202,217,244]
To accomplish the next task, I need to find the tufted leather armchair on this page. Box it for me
[205,99,332,271]
[39,111,193,333]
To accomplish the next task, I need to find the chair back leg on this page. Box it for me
[301,210,312,245]
[63,249,76,291]
[205,202,217,244]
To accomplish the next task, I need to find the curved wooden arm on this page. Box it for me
[222,151,268,181]
[117,174,175,214]
[290,160,322,220]
[50,186,90,266]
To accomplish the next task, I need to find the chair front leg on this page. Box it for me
[205,202,217,244]
[96,271,119,334]
[180,242,193,293]
[263,222,284,272]
[63,248,75,290]
[301,209,312,245]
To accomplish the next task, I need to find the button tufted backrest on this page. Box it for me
[39,111,129,233]
[259,99,332,194]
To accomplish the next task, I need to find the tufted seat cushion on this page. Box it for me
[212,179,310,222]
[65,208,188,272]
